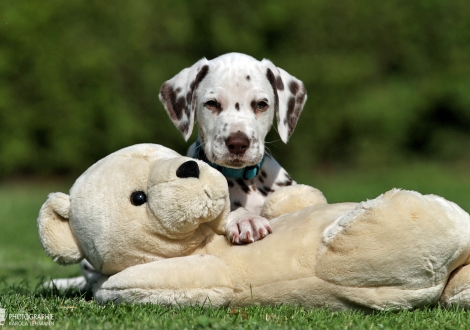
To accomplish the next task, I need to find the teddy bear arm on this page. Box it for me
[261,184,328,219]
[440,264,470,309]
[93,254,234,307]
[205,207,229,235]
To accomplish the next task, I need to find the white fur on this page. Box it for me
[194,54,275,166]
[159,53,307,148]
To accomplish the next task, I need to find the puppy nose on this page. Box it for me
[225,132,250,155]
[176,160,200,179]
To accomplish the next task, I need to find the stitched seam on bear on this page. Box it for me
[98,286,234,292]
[240,275,445,291]
[315,275,445,290]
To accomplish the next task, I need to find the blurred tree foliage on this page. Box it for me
[1,0,470,178]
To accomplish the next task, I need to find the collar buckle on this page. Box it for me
[243,164,260,180]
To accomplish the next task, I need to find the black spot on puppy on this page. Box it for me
[174,97,187,120]
[258,187,268,196]
[179,121,189,135]
[266,69,280,113]
[276,173,293,187]
[189,65,209,92]
[284,84,307,136]
[263,186,274,193]
[276,76,284,91]
[287,97,295,115]
[246,75,250,80]
[235,103,240,111]
[276,178,293,186]
[250,100,256,112]
[160,83,184,120]
[236,179,250,194]
[296,86,307,105]
[289,80,300,95]
[251,181,257,190]
[160,65,209,130]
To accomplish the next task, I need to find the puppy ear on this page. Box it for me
[37,192,84,265]
[159,58,210,141]
[261,59,307,143]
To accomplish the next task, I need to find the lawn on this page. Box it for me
[1,161,470,329]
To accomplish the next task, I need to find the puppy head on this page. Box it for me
[37,144,230,275]
[159,53,307,168]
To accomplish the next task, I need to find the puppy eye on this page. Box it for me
[205,100,218,108]
[130,191,147,206]
[204,100,221,113]
[257,101,268,108]
[256,100,268,112]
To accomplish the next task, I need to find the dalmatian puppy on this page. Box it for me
[47,53,307,290]
[159,53,307,244]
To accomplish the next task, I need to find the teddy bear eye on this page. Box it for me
[130,191,147,206]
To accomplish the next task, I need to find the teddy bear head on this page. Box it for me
[37,144,230,275]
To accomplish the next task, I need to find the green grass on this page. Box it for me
[1,162,470,329]
[1,286,470,329]
[0,180,81,286]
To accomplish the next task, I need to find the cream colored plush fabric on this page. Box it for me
[38,144,470,311]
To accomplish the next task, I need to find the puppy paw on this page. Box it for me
[226,213,272,245]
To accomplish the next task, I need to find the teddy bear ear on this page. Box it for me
[37,192,84,265]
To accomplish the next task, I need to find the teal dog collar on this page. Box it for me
[194,140,265,180]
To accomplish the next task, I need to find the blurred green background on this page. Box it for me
[1,0,470,284]
[1,0,470,179]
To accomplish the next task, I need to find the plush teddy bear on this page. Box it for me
[37,144,470,311]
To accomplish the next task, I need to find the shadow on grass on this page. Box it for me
[0,275,94,301]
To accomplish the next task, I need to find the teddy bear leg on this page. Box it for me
[93,254,233,307]
[440,264,470,309]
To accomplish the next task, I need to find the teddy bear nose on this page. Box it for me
[176,160,200,179]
